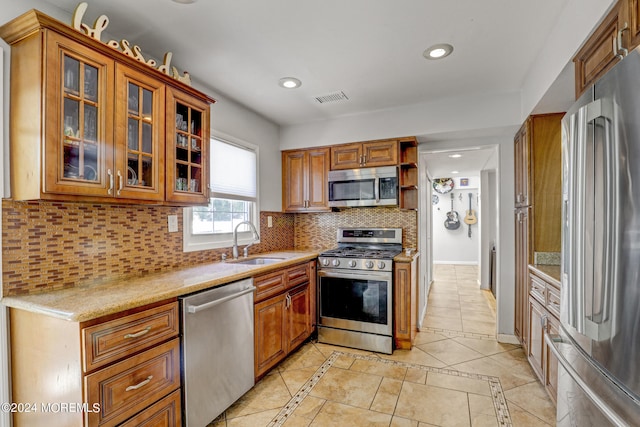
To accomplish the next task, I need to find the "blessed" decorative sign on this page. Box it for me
[71,2,191,86]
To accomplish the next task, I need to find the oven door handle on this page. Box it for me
[318,269,392,281]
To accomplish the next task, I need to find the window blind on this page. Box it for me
[211,138,257,201]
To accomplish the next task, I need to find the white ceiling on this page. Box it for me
[424,148,497,179]
[41,0,572,128]
[37,0,579,176]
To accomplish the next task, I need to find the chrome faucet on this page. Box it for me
[232,221,260,259]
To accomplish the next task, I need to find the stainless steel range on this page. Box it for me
[317,227,403,354]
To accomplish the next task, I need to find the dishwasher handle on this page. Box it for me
[186,286,256,314]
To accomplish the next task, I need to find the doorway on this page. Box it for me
[418,145,499,332]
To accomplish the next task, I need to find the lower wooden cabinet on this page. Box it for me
[527,267,561,405]
[8,300,180,427]
[394,254,419,350]
[527,296,546,381]
[118,389,181,427]
[254,261,315,380]
[85,339,180,426]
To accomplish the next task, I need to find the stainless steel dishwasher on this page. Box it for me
[180,278,256,426]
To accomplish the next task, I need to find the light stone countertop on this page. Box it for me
[1,250,319,322]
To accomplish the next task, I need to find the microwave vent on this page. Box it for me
[314,91,349,104]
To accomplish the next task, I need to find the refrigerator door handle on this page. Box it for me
[545,332,629,427]
[573,98,616,341]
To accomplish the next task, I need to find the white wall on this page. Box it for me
[432,176,480,265]
[280,91,522,149]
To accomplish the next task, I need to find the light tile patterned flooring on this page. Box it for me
[210,264,555,427]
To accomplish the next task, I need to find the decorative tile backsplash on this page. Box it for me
[2,200,294,296]
[2,201,417,296]
[294,207,418,250]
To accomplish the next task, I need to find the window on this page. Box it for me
[183,136,259,252]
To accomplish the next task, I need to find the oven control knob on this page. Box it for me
[332,259,340,267]
[365,261,374,269]
[321,258,330,267]
[377,261,386,269]
[348,260,357,268]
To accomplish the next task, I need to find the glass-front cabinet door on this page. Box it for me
[44,32,114,197]
[115,65,165,201]
[166,88,210,204]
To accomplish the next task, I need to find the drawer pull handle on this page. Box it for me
[124,326,151,339]
[125,376,153,392]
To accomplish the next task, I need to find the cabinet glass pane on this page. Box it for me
[141,156,152,188]
[61,53,102,184]
[63,55,80,94]
[128,83,139,114]
[190,166,201,193]
[191,110,201,136]
[128,118,139,151]
[84,104,97,142]
[176,164,188,191]
[142,88,152,118]
[142,122,152,154]
[63,98,79,139]
[84,65,98,101]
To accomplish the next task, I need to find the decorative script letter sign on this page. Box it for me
[71,2,191,85]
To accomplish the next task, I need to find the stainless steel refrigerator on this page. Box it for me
[549,47,640,425]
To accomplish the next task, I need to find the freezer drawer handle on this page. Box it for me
[186,286,256,314]
[123,326,151,339]
[125,375,153,392]
[545,333,628,427]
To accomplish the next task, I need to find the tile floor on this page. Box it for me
[209,264,556,427]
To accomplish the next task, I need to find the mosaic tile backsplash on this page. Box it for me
[2,201,417,296]
[2,200,294,296]
[294,207,418,250]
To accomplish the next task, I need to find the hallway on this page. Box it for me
[211,264,556,426]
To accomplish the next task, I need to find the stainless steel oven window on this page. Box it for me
[318,270,393,336]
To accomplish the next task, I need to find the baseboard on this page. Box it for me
[433,261,479,265]
[497,334,520,345]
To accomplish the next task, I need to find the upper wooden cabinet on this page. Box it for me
[0,10,215,205]
[514,124,530,207]
[513,113,562,348]
[282,147,330,213]
[330,139,398,170]
[165,88,210,205]
[574,0,637,98]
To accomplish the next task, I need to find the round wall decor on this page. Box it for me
[433,177,454,194]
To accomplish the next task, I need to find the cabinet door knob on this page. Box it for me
[117,170,123,196]
[107,169,114,195]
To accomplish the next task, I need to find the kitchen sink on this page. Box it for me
[232,257,285,265]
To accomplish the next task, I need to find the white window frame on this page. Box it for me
[183,132,260,252]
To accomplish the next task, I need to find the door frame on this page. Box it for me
[418,142,502,337]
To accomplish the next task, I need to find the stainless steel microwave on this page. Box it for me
[328,166,398,208]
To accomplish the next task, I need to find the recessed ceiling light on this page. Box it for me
[172,0,197,3]
[279,77,302,89]
[451,170,460,174]
[423,43,454,60]
[448,154,462,158]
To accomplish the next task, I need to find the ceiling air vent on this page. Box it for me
[314,91,349,104]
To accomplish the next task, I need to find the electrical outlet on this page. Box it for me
[267,216,273,228]
[168,215,178,232]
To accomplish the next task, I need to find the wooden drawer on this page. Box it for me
[546,283,561,319]
[82,302,179,372]
[85,338,181,427]
[529,274,546,305]
[254,270,286,303]
[118,389,181,427]
[286,262,310,288]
